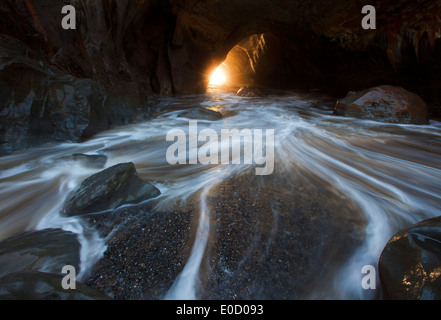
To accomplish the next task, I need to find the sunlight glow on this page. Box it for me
[209,65,227,86]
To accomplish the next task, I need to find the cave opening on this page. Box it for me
[205,31,371,95]
[207,33,286,91]
[208,63,228,87]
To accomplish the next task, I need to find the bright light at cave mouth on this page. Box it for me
[209,65,227,86]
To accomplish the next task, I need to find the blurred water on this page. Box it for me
[1,88,441,298]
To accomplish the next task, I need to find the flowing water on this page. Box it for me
[1,87,441,299]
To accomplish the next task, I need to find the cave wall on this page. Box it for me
[1,0,440,97]
[0,0,440,153]
[216,3,441,111]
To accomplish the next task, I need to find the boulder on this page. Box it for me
[0,272,110,300]
[236,86,268,98]
[63,163,161,217]
[0,229,80,278]
[334,85,429,125]
[178,107,222,121]
[379,216,441,300]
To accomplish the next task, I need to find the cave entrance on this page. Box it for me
[208,63,228,87]
[206,32,328,93]
[205,31,395,97]
[207,33,266,90]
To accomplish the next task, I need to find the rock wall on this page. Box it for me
[0,0,159,154]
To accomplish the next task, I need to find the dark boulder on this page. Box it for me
[334,85,429,125]
[63,163,161,217]
[178,107,222,121]
[0,272,110,300]
[0,229,80,278]
[379,216,441,300]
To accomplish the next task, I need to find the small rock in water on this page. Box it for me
[334,85,429,125]
[63,162,161,217]
[178,107,222,121]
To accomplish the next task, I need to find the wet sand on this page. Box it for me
[86,204,195,300]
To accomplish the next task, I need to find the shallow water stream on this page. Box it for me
[1,88,441,299]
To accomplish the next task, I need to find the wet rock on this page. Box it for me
[334,85,429,125]
[379,216,441,300]
[178,107,222,121]
[0,67,108,154]
[47,77,108,142]
[59,153,108,169]
[236,86,268,98]
[0,229,80,278]
[0,31,151,155]
[0,272,110,300]
[63,163,161,217]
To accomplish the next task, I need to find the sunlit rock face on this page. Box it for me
[0,0,440,152]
